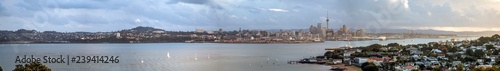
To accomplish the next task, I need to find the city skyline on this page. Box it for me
[1,0,500,32]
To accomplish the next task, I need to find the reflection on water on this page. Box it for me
[0,38,473,71]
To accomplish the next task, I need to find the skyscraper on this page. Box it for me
[317,23,322,33]
[309,25,317,34]
[317,23,326,38]
[337,25,350,35]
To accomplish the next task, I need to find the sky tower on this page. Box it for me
[326,10,329,30]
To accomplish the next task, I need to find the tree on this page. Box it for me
[432,66,442,71]
[485,58,492,63]
[361,62,379,71]
[448,46,459,52]
[13,61,51,71]
[494,49,500,55]
[387,43,400,47]
[368,44,383,48]
[466,49,474,56]
[439,45,449,54]
[486,44,495,50]
[463,57,477,62]
[432,43,440,48]
[494,58,500,65]
[473,66,500,71]
[487,51,493,56]
[473,41,484,46]
[324,51,334,59]
[492,34,500,41]
[456,64,464,71]
[361,62,371,68]
[474,49,485,58]
[366,44,383,52]
[0,65,2,71]
[478,36,495,44]
[363,65,378,71]
[419,64,426,70]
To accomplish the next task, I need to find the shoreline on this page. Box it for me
[289,34,498,71]
[0,37,467,44]
[331,64,362,71]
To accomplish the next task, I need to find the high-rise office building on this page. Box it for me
[341,25,349,35]
[317,23,322,33]
[309,25,317,34]
[316,23,326,38]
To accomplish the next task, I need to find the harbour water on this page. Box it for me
[0,38,474,71]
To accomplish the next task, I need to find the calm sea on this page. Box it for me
[0,38,474,71]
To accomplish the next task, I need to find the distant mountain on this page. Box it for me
[2,26,498,36]
[15,29,38,33]
[120,26,165,33]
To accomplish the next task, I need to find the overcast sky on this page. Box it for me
[1,0,500,32]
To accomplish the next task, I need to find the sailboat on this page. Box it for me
[346,42,352,48]
[194,53,198,60]
[141,58,144,63]
[207,54,210,59]
[378,36,387,41]
[167,52,171,58]
[339,41,352,49]
[267,58,270,63]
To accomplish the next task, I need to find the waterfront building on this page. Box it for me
[116,33,121,38]
[195,28,205,33]
[152,30,165,33]
[355,28,366,37]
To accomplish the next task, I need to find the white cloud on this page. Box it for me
[268,8,288,12]
[230,15,238,19]
[402,0,409,10]
[134,18,141,23]
[427,12,432,16]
